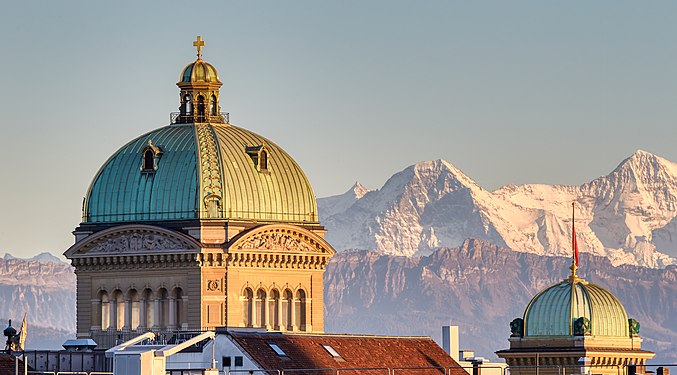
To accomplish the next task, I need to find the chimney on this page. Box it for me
[442,325,460,362]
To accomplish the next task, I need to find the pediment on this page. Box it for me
[65,225,201,258]
[229,224,335,255]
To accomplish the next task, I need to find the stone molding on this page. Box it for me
[71,253,198,271]
[229,252,327,270]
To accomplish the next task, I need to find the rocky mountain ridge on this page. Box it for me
[0,256,75,349]
[319,150,677,267]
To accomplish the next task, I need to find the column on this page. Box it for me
[91,299,101,331]
[153,298,161,329]
[123,299,132,331]
[139,299,147,330]
[168,297,177,330]
[109,297,117,331]
[291,299,298,331]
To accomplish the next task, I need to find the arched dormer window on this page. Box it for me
[143,150,154,171]
[245,145,270,172]
[141,141,163,173]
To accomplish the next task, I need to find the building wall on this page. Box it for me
[68,223,334,344]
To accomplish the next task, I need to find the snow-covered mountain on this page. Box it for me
[318,150,677,268]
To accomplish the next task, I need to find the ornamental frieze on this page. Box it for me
[235,232,315,253]
[88,233,187,254]
[194,124,224,218]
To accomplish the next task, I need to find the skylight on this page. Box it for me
[268,343,287,357]
[322,344,341,358]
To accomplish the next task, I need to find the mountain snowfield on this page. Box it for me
[318,150,677,268]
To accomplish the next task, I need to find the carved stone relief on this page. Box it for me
[235,232,315,253]
[195,124,223,218]
[206,279,221,291]
[89,232,187,254]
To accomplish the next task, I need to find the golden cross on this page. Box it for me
[193,36,205,59]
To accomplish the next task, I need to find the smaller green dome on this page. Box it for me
[180,60,220,83]
[523,278,629,337]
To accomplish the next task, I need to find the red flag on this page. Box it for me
[572,226,579,267]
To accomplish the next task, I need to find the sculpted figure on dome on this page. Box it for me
[629,318,641,335]
[510,318,523,337]
[573,317,592,336]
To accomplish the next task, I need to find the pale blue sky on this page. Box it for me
[1,1,677,257]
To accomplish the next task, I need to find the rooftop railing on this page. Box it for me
[170,112,229,124]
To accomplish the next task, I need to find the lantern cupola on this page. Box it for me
[176,36,226,124]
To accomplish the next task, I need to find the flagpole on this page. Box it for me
[570,202,578,280]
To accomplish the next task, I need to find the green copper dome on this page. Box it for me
[523,278,629,337]
[84,123,318,224]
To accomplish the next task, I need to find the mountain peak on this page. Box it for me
[350,182,369,199]
[608,149,677,181]
[407,159,480,189]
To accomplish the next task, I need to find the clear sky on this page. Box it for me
[1,1,677,258]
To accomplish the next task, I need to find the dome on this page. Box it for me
[523,278,629,337]
[180,60,220,83]
[83,123,318,224]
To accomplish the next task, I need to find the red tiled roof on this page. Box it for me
[230,332,466,374]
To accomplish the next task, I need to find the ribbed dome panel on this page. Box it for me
[85,125,198,222]
[84,123,318,224]
[523,279,629,338]
[213,125,318,223]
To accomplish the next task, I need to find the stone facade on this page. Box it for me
[65,222,334,347]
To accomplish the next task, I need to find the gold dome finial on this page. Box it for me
[193,35,205,60]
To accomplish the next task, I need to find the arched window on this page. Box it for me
[295,289,307,331]
[256,289,267,328]
[141,142,162,173]
[111,290,124,330]
[100,291,110,330]
[197,95,205,121]
[243,288,253,328]
[210,94,218,115]
[128,289,140,330]
[142,289,154,329]
[172,287,184,329]
[184,94,192,115]
[157,288,169,329]
[143,149,154,171]
[269,289,280,330]
[282,289,293,331]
